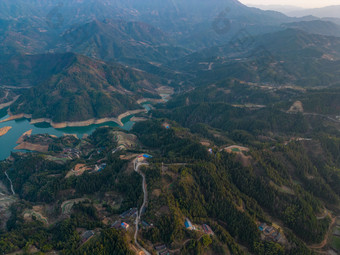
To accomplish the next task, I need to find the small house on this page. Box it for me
[137,155,145,162]
[121,222,129,230]
[185,218,193,230]
[81,230,94,243]
[202,224,213,235]
[274,232,282,242]
[155,244,166,251]
[265,226,275,235]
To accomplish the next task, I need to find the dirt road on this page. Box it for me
[309,212,336,250]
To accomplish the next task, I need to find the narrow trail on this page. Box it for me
[4,171,15,195]
[3,91,9,100]
[309,212,336,250]
[168,236,205,253]
[303,113,340,123]
[133,159,150,255]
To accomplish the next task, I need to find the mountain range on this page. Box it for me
[287,5,340,19]
[170,28,340,87]
[1,0,340,122]
[58,19,190,63]
[1,1,340,255]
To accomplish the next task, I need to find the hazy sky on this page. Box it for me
[239,0,340,8]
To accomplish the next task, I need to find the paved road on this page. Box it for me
[133,159,150,255]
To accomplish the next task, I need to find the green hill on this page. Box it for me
[172,29,340,87]
[5,53,165,122]
[59,19,190,63]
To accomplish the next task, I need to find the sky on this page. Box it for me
[239,0,340,8]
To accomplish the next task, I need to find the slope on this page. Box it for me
[0,0,306,50]
[59,19,189,63]
[4,53,166,122]
[282,20,340,37]
[171,28,340,87]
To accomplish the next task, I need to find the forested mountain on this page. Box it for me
[58,19,190,63]
[1,1,340,255]
[2,53,166,122]
[0,0,331,52]
[282,20,340,37]
[172,28,340,86]
[0,17,57,55]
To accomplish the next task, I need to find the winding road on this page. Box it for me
[309,212,336,250]
[133,158,150,255]
[303,112,340,123]
[4,171,15,195]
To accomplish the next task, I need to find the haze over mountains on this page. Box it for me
[252,3,340,20]
[287,5,340,19]
[1,0,340,122]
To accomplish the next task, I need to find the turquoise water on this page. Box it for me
[142,104,152,112]
[0,108,135,160]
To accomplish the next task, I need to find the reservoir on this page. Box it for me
[0,107,137,160]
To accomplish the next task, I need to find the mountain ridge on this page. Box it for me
[2,53,166,122]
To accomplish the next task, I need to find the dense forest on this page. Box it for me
[0,112,339,254]
[1,0,340,254]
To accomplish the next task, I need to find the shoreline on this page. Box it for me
[0,96,20,110]
[14,142,49,153]
[0,109,147,128]
[16,129,32,144]
[0,126,12,137]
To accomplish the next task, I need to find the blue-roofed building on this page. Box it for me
[185,218,193,230]
[162,123,171,129]
[143,154,152,159]
[259,223,267,231]
[97,163,106,172]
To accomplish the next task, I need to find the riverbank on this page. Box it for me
[0,109,147,128]
[0,96,20,110]
[0,126,12,137]
[16,129,32,144]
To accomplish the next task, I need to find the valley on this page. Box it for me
[0,0,340,255]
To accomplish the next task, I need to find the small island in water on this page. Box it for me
[0,126,12,137]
